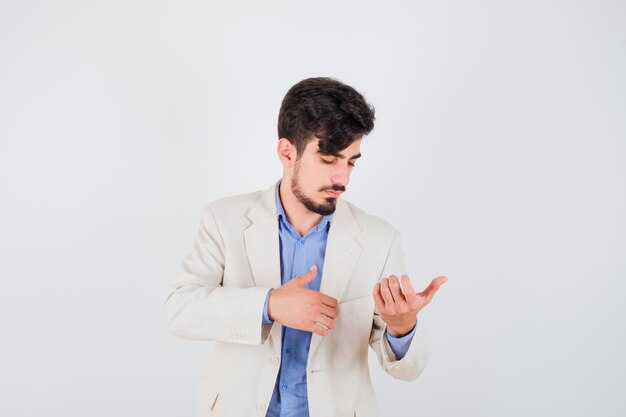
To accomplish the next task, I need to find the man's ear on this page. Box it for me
[277,138,296,168]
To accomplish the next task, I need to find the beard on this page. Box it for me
[291,161,344,216]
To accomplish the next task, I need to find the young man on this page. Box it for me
[163,77,447,417]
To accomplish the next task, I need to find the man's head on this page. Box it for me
[277,77,375,215]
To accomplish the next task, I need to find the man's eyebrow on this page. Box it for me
[317,150,362,160]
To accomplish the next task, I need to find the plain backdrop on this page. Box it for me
[1,1,625,416]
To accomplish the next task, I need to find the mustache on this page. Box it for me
[319,185,346,192]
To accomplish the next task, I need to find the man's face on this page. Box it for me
[290,138,362,215]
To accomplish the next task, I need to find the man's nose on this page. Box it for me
[331,165,350,186]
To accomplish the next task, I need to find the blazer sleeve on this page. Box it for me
[161,205,273,345]
[368,230,432,381]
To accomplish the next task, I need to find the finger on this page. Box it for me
[379,277,395,305]
[372,282,385,308]
[418,276,448,301]
[321,305,338,320]
[400,274,416,296]
[311,322,329,336]
[401,275,419,304]
[320,293,338,308]
[388,275,407,304]
[294,265,318,286]
[316,314,335,330]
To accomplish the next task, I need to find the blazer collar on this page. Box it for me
[244,183,281,290]
[243,182,363,293]
[243,182,363,354]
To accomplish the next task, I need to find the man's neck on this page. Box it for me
[279,181,323,237]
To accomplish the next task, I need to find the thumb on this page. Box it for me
[293,265,318,286]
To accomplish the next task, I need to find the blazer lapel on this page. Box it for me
[309,199,363,359]
[244,184,282,291]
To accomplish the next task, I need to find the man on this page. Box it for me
[163,77,447,417]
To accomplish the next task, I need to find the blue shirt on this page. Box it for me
[262,183,415,417]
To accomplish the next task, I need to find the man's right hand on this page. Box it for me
[267,265,338,336]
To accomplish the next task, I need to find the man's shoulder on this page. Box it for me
[201,185,274,222]
[340,198,399,237]
[203,188,265,215]
[207,189,264,209]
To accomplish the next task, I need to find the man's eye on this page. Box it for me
[348,162,356,168]
[321,158,335,165]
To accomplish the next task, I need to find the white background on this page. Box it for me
[1,1,625,416]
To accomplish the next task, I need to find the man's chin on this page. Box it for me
[292,183,338,216]
[322,199,338,214]
[304,198,337,216]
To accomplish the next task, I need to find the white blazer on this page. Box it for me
[163,184,431,417]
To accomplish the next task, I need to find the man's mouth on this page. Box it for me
[320,185,346,193]
[324,190,342,198]
[320,185,345,198]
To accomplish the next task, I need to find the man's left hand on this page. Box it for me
[373,274,448,337]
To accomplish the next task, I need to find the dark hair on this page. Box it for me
[277,77,375,156]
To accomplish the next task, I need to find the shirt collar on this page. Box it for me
[275,181,332,233]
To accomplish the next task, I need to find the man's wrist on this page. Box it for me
[387,319,417,337]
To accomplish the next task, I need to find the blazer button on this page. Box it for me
[270,356,280,367]
[256,403,266,412]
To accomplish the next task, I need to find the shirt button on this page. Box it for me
[281,384,288,390]
[285,347,292,353]
[270,356,280,367]
[256,403,266,412]
[298,240,304,246]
